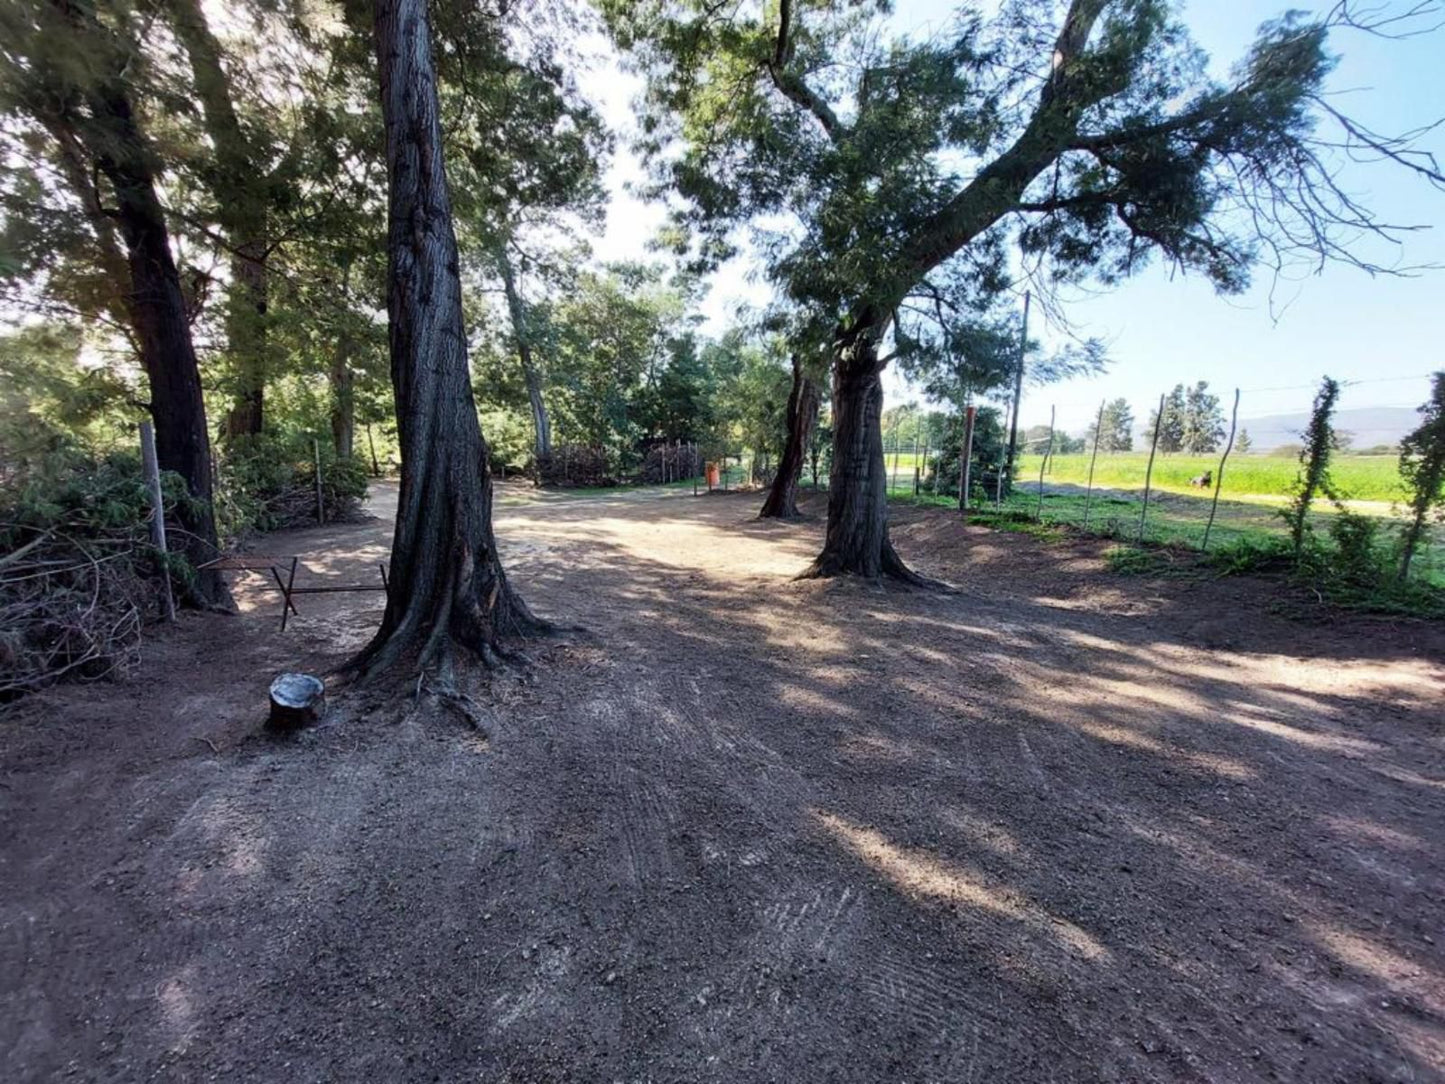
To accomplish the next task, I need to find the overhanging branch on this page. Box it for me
[766,0,842,141]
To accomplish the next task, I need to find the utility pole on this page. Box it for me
[1004,290,1030,488]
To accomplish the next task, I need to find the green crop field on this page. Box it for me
[1015,451,1408,504]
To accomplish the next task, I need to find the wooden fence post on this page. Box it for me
[1202,388,1241,552]
[1035,406,1054,522]
[1139,393,1166,543]
[1082,399,1105,529]
[365,423,380,476]
[313,437,325,524]
[959,405,977,515]
[139,422,177,623]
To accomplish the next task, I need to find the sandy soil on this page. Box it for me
[3,481,1443,1083]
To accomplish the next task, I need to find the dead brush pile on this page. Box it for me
[536,445,615,487]
[639,443,702,484]
[1,452,175,701]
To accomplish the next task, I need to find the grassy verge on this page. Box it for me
[890,482,1445,602]
[1015,451,1407,503]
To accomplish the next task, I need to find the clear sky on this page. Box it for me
[580,2,1445,440]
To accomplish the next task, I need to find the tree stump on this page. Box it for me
[268,672,325,729]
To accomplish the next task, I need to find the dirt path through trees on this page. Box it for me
[3,483,1443,1081]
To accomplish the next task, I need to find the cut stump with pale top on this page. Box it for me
[268,673,325,729]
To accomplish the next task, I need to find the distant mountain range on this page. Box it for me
[1235,406,1420,453]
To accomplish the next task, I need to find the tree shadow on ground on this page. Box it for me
[2,484,1441,1081]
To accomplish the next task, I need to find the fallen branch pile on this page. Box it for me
[639,443,702,484]
[0,523,155,700]
[536,445,615,487]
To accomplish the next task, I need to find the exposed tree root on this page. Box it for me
[796,540,954,591]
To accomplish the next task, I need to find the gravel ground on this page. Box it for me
[2,481,1443,1082]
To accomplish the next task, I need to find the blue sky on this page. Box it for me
[584,2,1445,439]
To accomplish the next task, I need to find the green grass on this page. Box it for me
[890,482,1445,591]
[1016,451,1407,504]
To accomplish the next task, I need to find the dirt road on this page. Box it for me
[3,482,1443,1082]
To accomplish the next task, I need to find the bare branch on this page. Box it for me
[766,0,843,141]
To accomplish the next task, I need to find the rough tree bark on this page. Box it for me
[799,316,928,583]
[771,0,1117,583]
[349,0,548,682]
[54,7,228,606]
[496,244,551,459]
[329,335,355,459]
[108,156,228,604]
[167,0,270,439]
[759,354,819,519]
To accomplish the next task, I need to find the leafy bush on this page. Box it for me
[216,435,368,536]
[1206,517,1442,616]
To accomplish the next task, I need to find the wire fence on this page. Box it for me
[882,378,1442,587]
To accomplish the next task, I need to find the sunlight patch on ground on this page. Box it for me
[1225,713,1381,756]
[499,510,818,578]
[155,965,198,1052]
[1309,922,1445,1016]
[1321,814,1426,852]
[1070,718,1255,781]
[936,808,1024,858]
[813,810,1108,961]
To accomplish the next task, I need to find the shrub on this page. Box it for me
[1397,372,1445,581]
[1282,377,1340,555]
[216,435,368,536]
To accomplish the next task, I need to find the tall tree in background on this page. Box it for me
[441,10,609,465]
[1,0,226,603]
[351,0,548,681]
[1148,385,1187,453]
[1182,381,1225,453]
[1090,398,1135,452]
[759,353,822,518]
[758,353,820,516]
[164,0,277,439]
[494,247,552,459]
[604,0,1445,582]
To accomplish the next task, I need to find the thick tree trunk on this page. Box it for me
[330,261,357,459]
[350,0,547,682]
[76,68,227,604]
[800,318,929,584]
[329,334,355,459]
[496,245,551,459]
[221,246,268,439]
[759,354,819,519]
[168,0,270,440]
